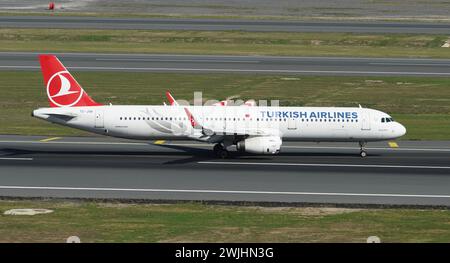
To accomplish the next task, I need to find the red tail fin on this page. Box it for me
[39,55,102,107]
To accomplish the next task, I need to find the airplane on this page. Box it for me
[32,55,406,158]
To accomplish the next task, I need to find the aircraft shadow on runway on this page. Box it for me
[0,144,373,166]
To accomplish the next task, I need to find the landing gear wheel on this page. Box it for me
[213,144,229,159]
[213,144,223,154]
[218,149,229,159]
[358,141,367,158]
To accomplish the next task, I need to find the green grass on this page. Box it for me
[0,200,450,242]
[0,71,449,140]
[0,29,449,58]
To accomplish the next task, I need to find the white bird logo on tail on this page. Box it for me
[46,71,84,107]
[51,74,78,98]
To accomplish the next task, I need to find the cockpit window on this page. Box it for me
[382,117,394,123]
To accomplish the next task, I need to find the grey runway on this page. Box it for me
[1,135,450,207]
[2,52,450,76]
[1,16,450,34]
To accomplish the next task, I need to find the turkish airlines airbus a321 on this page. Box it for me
[32,55,406,158]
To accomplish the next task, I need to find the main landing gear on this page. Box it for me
[213,143,229,159]
[359,141,367,158]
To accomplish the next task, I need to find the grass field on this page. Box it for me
[0,29,449,58]
[0,71,449,140]
[1,200,450,242]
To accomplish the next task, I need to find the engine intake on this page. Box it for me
[236,136,282,154]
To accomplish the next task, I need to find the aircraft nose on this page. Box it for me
[396,123,406,137]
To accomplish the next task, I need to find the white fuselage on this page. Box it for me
[33,105,406,142]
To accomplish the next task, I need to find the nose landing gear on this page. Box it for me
[213,143,229,159]
[359,141,367,157]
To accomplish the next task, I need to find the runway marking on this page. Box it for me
[40,137,61,142]
[388,141,399,148]
[154,140,166,145]
[0,185,449,199]
[1,65,450,76]
[0,157,33,161]
[199,161,450,170]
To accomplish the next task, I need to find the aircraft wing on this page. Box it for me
[165,91,255,107]
[182,107,279,143]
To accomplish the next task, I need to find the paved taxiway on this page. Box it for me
[1,16,449,34]
[1,135,450,207]
[2,52,450,76]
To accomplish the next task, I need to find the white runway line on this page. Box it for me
[199,161,450,170]
[0,185,449,199]
[0,157,33,161]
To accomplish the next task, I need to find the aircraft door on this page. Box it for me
[221,107,226,132]
[288,117,297,130]
[95,110,104,128]
[361,111,371,130]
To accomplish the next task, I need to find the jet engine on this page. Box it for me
[236,136,282,154]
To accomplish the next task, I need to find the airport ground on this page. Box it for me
[1,69,450,242]
[1,6,450,242]
[2,135,450,242]
[0,28,449,58]
[1,135,450,205]
[2,200,450,243]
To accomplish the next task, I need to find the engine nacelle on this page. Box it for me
[236,136,282,154]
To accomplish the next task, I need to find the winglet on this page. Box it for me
[166,91,179,106]
[244,99,256,106]
[213,100,227,106]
